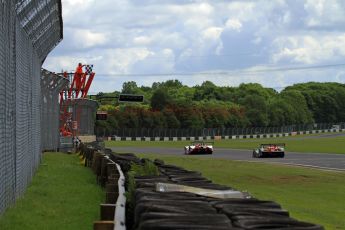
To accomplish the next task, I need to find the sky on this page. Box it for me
[43,0,345,93]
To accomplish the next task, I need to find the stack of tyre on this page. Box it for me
[111,153,324,230]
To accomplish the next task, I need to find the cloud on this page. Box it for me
[71,29,108,48]
[43,0,345,92]
[304,0,345,28]
[202,27,223,40]
[168,2,214,16]
[272,34,345,64]
[225,19,242,32]
[133,36,152,46]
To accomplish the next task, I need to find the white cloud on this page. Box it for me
[133,36,152,46]
[202,27,223,40]
[168,2,214,16]
[225,19,242,31]
[272,35,345,64]
[73,30,108,48]
[101,48,153,74]
[225,2,256,22]
[304,0,345,27]
[43,0,345,92]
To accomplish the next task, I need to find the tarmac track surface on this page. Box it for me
[110,146,345,172]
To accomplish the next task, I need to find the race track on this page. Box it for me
[110,146,345,172]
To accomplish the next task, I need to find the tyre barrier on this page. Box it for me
[78,142,324,230]
[117,153,323,230]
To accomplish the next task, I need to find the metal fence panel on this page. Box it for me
[0,0,62,214]
[0,0,17,213]
[97,122,345,138]
[71,99,99,136]
[41,69,68,151]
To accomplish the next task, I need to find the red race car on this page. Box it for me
[253,143,285,158]
[184,141,214,155]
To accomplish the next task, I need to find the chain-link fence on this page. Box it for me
[41,69,69,151]
[96,122,345,138]
[0,0,62,214]
[71,99,99,135]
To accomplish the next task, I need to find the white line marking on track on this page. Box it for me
[231,160,345,172]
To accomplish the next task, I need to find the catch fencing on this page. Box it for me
[0,0,62,214]
[96,122,345,138]
[41,69,68,151]
[71,99,99,135]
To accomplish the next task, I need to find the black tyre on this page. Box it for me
[233,218,324,230]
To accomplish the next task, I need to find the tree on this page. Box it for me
[280,90,313,124]
[283,82,345,123]
[200,102,229,128]
[163,109,180,128]
[162,79,183,88]
[95,80,344,130]
[151,88,170,111]
[175,106,205,129]
[240,95,269,127]
[193,81,218,101]
[139,109,154,128]
[151,111,167,128]
[122,81,138,94]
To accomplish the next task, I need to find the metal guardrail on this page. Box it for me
[114,163,126,230]
[104,155,126,230]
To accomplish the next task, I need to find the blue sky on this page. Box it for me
[43,0,345,93]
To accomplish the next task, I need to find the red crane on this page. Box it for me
[59,63,95,137]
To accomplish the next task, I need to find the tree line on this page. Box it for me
[95,80,345,131]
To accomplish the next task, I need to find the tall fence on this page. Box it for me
[41,69,68,151]
[71,99,99,135]
[96,122,345,138]
[0,0,62,214]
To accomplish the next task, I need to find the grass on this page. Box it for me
[137,154,345,230]
[106,134,345,154]
[126,160,159,229]
[0,152,104,230]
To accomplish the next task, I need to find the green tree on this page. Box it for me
[280,90,313,124]
[193,81,218,101]
[163,109,180,128]
[122,81,139,94]
[240,95,269,127]
[151,88,170,111]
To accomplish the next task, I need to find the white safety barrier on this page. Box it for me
[104,156,126,230]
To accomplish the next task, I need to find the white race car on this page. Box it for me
[252,143,285,158]
[184,141,213,155]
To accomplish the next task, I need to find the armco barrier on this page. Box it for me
[109,128,345,141]
[78,142,126,230]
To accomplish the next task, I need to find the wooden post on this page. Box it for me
[93,221,114,230]
[100,204,116,221]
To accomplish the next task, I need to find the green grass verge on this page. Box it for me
[137,154,345,230]
[106,134,345,154]
[0,152,104,230]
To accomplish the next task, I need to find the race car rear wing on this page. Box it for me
[191,141,214,145]
[260,143,285,147]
